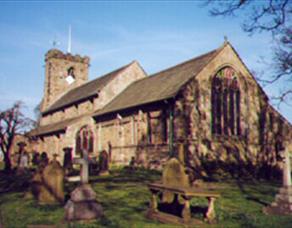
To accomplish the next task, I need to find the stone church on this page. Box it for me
[29,41,292,174]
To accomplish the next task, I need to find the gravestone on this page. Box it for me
[39,152,49,170]
[99,150,109,176]
[31,155,64,204]
[63,147,73,174]
[162,157,190,203]
[16,142,28,174]
[64,184,103,221]
[64,147,103,221]
[32,152,40,167]
[147,144,220,225]
[264,146,292,215]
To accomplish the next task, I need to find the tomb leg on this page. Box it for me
[149,189,159,212]
[182,195,191,223]
[205,197,216,222]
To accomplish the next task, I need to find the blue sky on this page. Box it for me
[0,2,291,122]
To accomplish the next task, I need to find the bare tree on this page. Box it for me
[0,102,35,171]
[206,0,292,105]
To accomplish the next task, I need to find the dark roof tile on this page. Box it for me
[93,47,221,117]
[42,62,133,115]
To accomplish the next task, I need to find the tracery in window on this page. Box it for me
[75,125,94,155]
[211,67,241,136]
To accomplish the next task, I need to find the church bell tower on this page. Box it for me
[41,49,90,112]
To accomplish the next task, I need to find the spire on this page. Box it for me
[67,25,72,53]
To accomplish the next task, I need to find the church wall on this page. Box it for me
[78,100,94,114]
[41,51,89,112]
[94,104,170,167]
[39,62,145,127]
[95,62,147,111]
[172,44,292,176]
[31,116,97,165]
[65,105,78,119]
[40,115,49,125]
[32,45,292,177]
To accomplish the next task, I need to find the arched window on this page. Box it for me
[75,126,94,156]
[67,67,75,78]
[211,67,241,136]
[66,67,76,85]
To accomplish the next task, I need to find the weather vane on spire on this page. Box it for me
[51,35,60,48]
[68,25,72,53]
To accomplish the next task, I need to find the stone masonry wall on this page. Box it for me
[40,61,146,126]
[173,44,292,177]
[41,49,89,113]
[95,106,170,167]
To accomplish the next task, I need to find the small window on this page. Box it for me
[66,67,76,84]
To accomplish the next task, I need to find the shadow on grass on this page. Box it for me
[0,170,32,194]
[89,168,161,185]
[235,179,279,207]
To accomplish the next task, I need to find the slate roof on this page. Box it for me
[31,45,222,137]
[42,62,134,115]
[93,46,222,118]
[29,116,80,137]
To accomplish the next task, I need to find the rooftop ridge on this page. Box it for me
[128,46,221,87]
[42,61,136,115]
[69,61,134,91]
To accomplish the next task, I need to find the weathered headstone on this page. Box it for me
[31,155,64,204]
[108,141,112,163]
[147,144,220,225]
[264,145,292,215]
[99,150,109,176]
[18,151,29,172]
[162,157,190,203]
[64,184,103,221]
[64,146,103,221]
[63,147,73,174]
[39,152,49,170]
[32,152,40,167]
[16,142,28,174]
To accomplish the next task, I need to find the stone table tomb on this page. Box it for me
[147,157,220,225]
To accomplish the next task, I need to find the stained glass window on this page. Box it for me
[211,67,241,136]
[75,126,94,156]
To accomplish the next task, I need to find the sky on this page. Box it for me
[0,1,291,123]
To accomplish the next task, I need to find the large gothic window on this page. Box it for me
[211,67,241,136]
[75,126,94,156]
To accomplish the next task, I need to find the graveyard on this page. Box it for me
[0,2,291,227]
[1,162,292,227]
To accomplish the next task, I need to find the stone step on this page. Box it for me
[279,187,292,195]
[275,194,292,203]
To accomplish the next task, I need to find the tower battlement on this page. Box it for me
[41,49,90,112]
[45,49,90,64]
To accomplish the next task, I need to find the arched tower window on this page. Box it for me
[211,67,241,136]
[75,126,94,156]
[66,67,76,84]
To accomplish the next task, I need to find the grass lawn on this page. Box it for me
[0,168,292,228]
